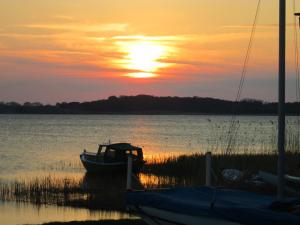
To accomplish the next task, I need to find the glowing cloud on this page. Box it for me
[17,23,129,32]
[114,38,172,78]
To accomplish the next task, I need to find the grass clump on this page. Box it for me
[144,152,300,187]
[0,174,131,210]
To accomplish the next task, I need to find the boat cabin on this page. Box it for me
[97,143,144,163]
[80,142,145,173]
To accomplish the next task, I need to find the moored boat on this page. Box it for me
[126,187,300,225]
[80,142,145,173]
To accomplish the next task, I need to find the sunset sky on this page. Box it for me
[1,0,300,103]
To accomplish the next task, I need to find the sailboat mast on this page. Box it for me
[278,0,286,201]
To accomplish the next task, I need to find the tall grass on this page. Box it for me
[42,160,84,171]
[0,176,83,205]
[0,174,132,210]
[205,118,300,154]
[1,152,299,209]
[144,152,300,187]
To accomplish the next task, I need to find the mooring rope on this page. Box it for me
[225,0,262,154]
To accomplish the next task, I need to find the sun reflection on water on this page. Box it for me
[139,173,176,188]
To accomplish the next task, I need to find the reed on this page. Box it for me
[1,152,299,210]
[43,160,84,171]
[0,174,130,210]
[144,152,300,186]
[0,176,82,205]
[204,118,300,155]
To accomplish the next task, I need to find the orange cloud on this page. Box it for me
[0,18,280,83]
[17,23,129,32]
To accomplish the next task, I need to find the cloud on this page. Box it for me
[0,49,144,82]
[17,23,129,32]
[223,23,295,30]
[112,35,190,42]
[51,15,75,21]
[0,19,279,90]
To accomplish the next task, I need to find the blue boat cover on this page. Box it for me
[126,187,300,225]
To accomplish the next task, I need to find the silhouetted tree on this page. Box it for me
[0,95,300,114]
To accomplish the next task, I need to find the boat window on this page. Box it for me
[125,150,135,156]
[97,146,103,155]
[106,149,116,158]
[125,150,141,159]
[132,150,138,157]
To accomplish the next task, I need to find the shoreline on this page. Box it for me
[42,220,146,225]
[1,112,300,116]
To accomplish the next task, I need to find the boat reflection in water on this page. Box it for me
[78,172,143,210]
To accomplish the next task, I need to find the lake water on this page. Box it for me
[0,201,134,225]
[0,114,299,224]
[1,114,299,177]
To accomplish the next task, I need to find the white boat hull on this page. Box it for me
[128,206,241,225]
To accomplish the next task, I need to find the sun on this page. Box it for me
[121,41,167,78]
[127,42,164,72]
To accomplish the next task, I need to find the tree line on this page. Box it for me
[1,95,300,114]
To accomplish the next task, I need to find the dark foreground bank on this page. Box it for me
[42,219,146,225]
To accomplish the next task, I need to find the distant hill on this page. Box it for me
[1,95,300,114]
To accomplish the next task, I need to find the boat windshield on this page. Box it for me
[106,148,116,158]
[126,150,143,160]
[97,145,104,155]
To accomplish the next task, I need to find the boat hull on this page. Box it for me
[80,154,144,173]
[127,206,241,225]
[126,187,300,225]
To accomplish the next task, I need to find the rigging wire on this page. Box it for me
[225,0,262,154]
[293,0,300,151]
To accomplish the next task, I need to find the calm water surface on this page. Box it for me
[0,114,299,224]
[0,200,134,225]
[1,114,299,176]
